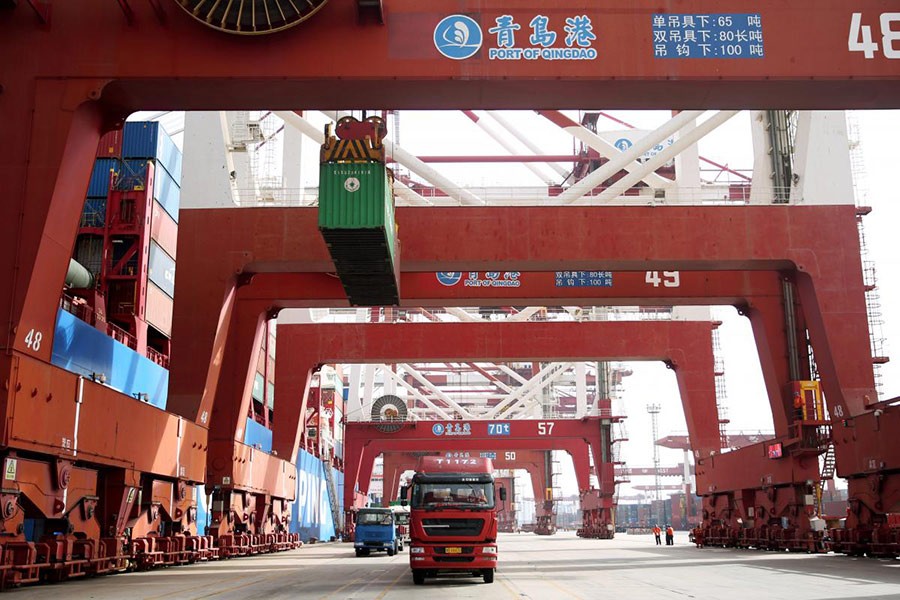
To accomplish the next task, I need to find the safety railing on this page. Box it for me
[225,184,806,208]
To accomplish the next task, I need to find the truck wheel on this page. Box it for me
[387,546,395,557]
[413,569,426,585]
[482,569,494,584]
[355,548,364,557]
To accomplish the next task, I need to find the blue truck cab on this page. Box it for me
[354,508,400,557]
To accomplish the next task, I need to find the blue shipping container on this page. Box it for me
[244,418,273,453]
[80,198,106,228]
[148,241,176,298]
[87,158,121,198]
[291,449,344,541]
[195,486,212,535]
[153,163,180,223]
[51,309,169,410]
[120,159,151,191]
[122,121,183,185]
[121,159,180,223]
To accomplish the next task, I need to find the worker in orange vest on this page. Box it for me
[793,392,805,422]
[666,525,675,545]
[653,524,662,545]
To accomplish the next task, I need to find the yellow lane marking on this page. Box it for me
[499,574,524,599]
[374,566,409,600]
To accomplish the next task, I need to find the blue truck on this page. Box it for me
[354,508,400,557]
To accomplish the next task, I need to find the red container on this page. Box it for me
[97,130,123,158]
[150,200,178,259]
[146,281,174,337]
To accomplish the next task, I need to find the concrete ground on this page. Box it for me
[7,531,900,599]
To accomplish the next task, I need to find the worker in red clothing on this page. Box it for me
[653,525,662,545]
[665,525,675,546]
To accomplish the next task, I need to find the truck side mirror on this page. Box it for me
[499,487,507,502]
[400,485,409,500]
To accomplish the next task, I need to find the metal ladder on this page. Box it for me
[816,444,836,515]
[321,450,343,534]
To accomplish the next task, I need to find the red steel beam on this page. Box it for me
[168,205,874,430]
[381,449,549,508]
[3,2,899,113]
[345,419,612,514]
[272,320,719,464]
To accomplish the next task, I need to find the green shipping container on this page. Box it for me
[318,161,396,260]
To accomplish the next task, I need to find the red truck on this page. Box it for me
[403,456,506,585]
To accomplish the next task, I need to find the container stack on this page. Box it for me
[71,122,181,364]
[317,116,399,306]
[119,122,181,343]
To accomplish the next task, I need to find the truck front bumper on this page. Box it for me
[408,544,497,570]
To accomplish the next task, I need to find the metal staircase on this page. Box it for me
[321,449,343,535]
[816,444,836,516]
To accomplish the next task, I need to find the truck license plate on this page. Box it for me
[445,547,462,554]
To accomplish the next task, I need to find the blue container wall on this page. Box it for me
[244,418,273,453]
[195,485,212,535]
[81,198,107,228]
[122,122,183,185]
[51,309,168,409]
[148,241,176,298]
[120,159,180,223]
[291,449,344,541]
[153,161,180,223]
[87,158,120,198]
[120,159,150,191]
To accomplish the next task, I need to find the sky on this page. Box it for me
[135,108,899,499]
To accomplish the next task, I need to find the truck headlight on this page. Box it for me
[481,546,497,555]
[410,546,424,554]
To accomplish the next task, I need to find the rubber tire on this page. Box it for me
[355,548,366,557]
[387,547,395,556]
[483,569,494,584]
[413,569,426,585]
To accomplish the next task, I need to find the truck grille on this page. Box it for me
[421,519,484,537]
[434,556,475,563]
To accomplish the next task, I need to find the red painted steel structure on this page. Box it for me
[170,205,893,551]
[382,450,557,534]
[274,320,717,530]
[0,0,897,575]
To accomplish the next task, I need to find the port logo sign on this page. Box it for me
[432,422,472,436]
[436,272,463,286]
[434,15,483,60]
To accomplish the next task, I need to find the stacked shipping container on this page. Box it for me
[69,121,182,362]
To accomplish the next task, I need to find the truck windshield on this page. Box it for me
[357,512,394,526]
[411,482,495,509]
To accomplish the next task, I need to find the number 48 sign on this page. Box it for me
[849,12,900,59]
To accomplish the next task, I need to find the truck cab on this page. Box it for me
[353,508,399,557]
[405,456,505,585]
[391,505,411,550]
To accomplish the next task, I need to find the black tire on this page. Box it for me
[387,547,395,557]
[355,548,364,557]
[413,569,426,585]
[482,569,494,584]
